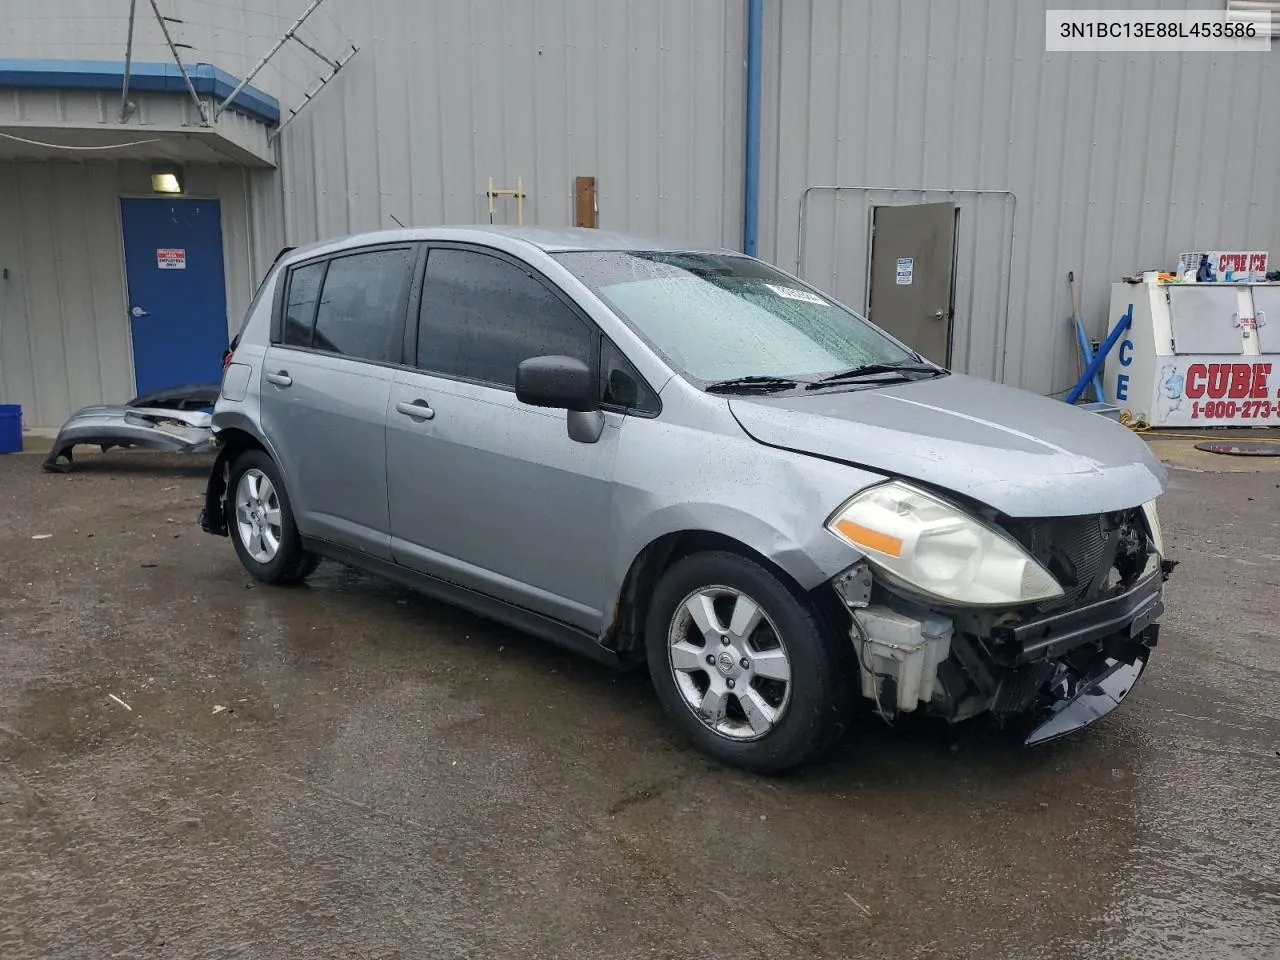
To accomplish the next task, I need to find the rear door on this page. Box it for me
[386,244,621,630]
[259,244,421,559]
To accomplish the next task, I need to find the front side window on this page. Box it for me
[301,248,415,363]
[554,251,917,383]
[417,248,593,388]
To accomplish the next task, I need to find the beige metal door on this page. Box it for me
[868,202,957,363]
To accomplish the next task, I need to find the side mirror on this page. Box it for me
[516,355,598,412]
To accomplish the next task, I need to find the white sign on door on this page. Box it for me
[895,257,913,285]
[156,248,186,270]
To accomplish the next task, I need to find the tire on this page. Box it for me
[644,550,853,774]
[227,449,319,585]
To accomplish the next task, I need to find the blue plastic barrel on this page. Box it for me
[0,404,22,454]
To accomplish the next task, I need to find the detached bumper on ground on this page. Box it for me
[42,384,219,472]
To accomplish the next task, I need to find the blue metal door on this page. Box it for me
[120,197,228,395]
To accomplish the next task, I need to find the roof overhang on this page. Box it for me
[0,59,279,167]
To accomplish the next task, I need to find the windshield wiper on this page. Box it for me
[704,375,803,395]
[805,361,944,389]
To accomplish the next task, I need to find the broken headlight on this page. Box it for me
[825,480,1064,607]
[1141,499,1164,556]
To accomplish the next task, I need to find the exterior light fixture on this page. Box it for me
[151,163,184,194]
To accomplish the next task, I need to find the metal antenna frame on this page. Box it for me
[214,0,331,121]
[119,0,139,122]
[267,44,358,142]
[147,0,209,125]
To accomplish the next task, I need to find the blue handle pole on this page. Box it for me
[742,0,763,256]
[1066,304,1132,406]
[1074,316,1105,403]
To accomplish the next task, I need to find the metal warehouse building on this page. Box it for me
[1,0,1277,427]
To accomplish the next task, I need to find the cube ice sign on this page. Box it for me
[1178,250,1268,282]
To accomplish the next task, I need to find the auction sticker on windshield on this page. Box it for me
[765,283,827,305]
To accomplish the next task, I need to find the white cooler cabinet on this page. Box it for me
[1104,281,1280,428]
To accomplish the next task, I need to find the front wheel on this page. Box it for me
[644,551,853,774]
[227,449,319,585]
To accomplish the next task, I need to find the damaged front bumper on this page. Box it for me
[836,557,1175,746]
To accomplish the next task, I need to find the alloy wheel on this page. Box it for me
[667,585,793,741]
[235,468,283,564]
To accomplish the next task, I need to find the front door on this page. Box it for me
[386,245,619,631]
[867,202,957,364]
[120,197,228,395]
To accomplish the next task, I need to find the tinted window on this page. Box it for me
[283,261,325,347]
[417,249,592,387]
[311,248,416,363]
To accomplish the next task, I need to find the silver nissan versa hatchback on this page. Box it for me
[200,226,1173,773]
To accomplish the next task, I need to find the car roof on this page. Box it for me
[280,225,738,263]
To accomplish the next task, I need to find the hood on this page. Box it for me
[728,373,1166,517]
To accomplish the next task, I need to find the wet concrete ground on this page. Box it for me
[1,450,1278,959]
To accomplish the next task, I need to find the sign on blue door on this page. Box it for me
[120,198,228,396]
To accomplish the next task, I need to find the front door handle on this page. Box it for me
[396,399,434,421]
[265,370,292,387]
[130,306,149,318]
[932,309,946,321]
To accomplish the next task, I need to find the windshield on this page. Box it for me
[554,251,918,383]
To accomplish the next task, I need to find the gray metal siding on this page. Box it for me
[5,0,1279,402]
[759,0,1280,393]
[274,0,745,250]
[0,160,255,427]
[0,162,131,428]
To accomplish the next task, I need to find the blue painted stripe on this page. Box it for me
[0,59,279,125]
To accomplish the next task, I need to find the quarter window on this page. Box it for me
[301,248,415,363]
[601,337,659,414]
[283,261,325,347]
[417,249,593,388]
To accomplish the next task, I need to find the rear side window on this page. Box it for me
[310,249,416,363]
[417,248,593,388]
[283,261,325,347]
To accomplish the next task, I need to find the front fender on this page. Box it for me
[615,501,847,592]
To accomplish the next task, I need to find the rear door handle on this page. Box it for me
[265,370,292,387]
[396,399,434,421]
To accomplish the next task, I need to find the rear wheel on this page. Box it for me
[227,449,318,584]
[645,551,853,774]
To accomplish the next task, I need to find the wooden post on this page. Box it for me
[574,176,597,228]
